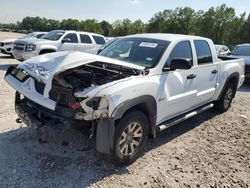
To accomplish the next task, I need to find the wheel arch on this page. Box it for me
[39,48,56,55]
[217,72,239,101]
[111,95,157,138]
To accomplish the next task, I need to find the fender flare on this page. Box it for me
[111,95,157,137]
[217,72,239,101]
[96,95,157,154]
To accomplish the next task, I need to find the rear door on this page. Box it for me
[194,40,218,105]
[78,34,96,54]
[157,40,198,122]
[59,33,79,51]
[92,35,106,47]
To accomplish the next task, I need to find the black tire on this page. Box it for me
[109,110,149,166]
[214,83,236,112]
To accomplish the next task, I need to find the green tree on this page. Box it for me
[197,4,237,44]
[79,19,103,34]
[239,14,250,43]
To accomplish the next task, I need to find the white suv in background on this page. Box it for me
[0,32,46,56]
[12,30,106,61]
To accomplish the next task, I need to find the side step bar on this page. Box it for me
[157,103,214,132]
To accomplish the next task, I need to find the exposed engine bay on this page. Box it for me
[29,61,143,118]
[6,59,144,124]
[53,61,141,93]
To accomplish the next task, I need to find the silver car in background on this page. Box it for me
[215,44,231,57]
[229,44,250,82]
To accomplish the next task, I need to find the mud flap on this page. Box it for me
[96,119,115,154]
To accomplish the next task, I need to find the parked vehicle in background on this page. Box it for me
[105,37,114,41]
[97,37,120,54]
[215,44,230,57]
[5,34,245,165]
[12,30,106,61]
[0,32,46,56]
[229,44,250,82]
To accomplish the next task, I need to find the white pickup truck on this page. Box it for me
[12,30,106,61]
[5,34,245,165]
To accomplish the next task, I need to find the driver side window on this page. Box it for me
[63,33,78,43]
[165,41,193,67]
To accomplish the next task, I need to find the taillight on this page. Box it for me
[71,102,81,110]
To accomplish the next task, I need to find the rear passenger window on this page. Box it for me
[166,41,193,66]
[194,40,213,64]
[63,33,78,43]
[80,34,92,44]
[92,35,106,45]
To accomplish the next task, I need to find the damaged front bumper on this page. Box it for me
[15,92,115,154]
[15,92,91,129]
[6,66,116,154]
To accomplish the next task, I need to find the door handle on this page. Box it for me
[187,74,196,79]
[211,70,218,74]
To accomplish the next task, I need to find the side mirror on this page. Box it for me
[61,38,71,43]
[169,58,192,70]
[97,48,103,54]
[227,52,231,55]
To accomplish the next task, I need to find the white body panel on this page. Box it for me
[5,34,245,125]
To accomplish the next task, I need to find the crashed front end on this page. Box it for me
[5,53,144,148]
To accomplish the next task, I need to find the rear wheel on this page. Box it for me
[110,110,149,166]
[215,83,236,112]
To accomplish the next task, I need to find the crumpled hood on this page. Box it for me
[230,55,250,65]
[18,51,145,74]
[18,51,145,98]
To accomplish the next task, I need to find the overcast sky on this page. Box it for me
[0,0,249,23]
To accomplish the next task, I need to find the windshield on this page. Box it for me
[41,31,65,41]
[231,46,250,56]
[20,33,36,39]
[99,37,169,68]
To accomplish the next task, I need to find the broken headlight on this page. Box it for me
[86,97,109,110]
[86,97,101,110]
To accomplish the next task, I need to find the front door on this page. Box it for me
[157,41,198,124]
[59,33,79,51]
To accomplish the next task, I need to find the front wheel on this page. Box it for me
[110,110,149,166]
[214,83,236,112]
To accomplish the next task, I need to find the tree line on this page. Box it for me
[0,4,250,46]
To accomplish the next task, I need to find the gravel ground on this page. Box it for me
[0,32,249,188]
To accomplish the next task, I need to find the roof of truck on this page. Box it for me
[236,43,250,46]
[127,33,209,42]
